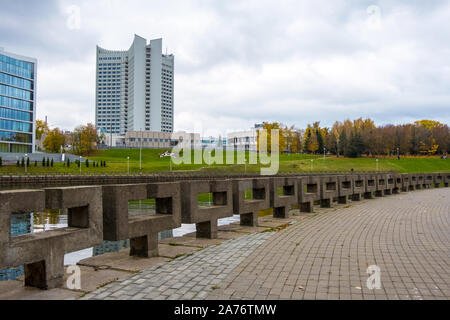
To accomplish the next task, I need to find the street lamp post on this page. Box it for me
[139,129,142,170]
[323,148,326,160]
[208,150,211,168]
[79,156,82,174]
[24,153,28,173]
[127,156,130,174]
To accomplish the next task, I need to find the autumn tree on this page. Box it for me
[312,122,325,154]
[303,125,319,154]
[257,122,286,153]
[43,128,65,153]
[35,120,49,140]
[345,129,364,158]
[328,121,343,156]
[72,123,98,156]
[258,117,448,157]
[285,125,303,153]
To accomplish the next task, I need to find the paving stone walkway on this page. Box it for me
[207,188,450,300]
[82,188,450,300]
[82,232,273,300]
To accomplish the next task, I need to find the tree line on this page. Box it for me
[259,118,450,157]
[36,121,99,156]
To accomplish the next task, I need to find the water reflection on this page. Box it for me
[0,214,31,282]
[1,200,241,281]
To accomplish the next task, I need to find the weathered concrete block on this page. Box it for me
[0,186,103,290]
[375,174,387,197]
[351,174,366,201]
[385,173,395,195]
[269,177,298,218]
[415,174,424,190]
[400,174,410,192]
[391,173,402,193]
[319,176,338,208]
[443,172,450,187]
[297,176,320,212]
[180,180,233,238]
[102,182,181,256]
[337,175,353,204]
[423,173,433,189]
[408,174,418,191]
[364,174,377,199]
[232,178,270,226]
[433,173,443,188]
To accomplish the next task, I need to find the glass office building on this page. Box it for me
[0,48,36,153]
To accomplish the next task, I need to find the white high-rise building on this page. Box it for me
[95,35,174,134]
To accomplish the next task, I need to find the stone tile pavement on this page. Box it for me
[207,188,450,300]
[81,232,273,300]
[82,187,450,300]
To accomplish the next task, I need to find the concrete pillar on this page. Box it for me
[363,192,372,199]
[320,198,332,208]
[240,211,258,226]
[24,250,64,290]
[300,201,313,213]
[352,194,361,201]
[196,219,218,239]
[130,233,159,257]
[273,206,290,218]
[338,196,348,204]
[25,260,48,289]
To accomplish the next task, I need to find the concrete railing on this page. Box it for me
[0,171,392,190]
[0,172,447,290]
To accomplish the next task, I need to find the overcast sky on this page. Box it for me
[1,0,449,136]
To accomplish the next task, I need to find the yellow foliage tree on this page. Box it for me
[35,119,49,140]
[414,120,444,129]
[73,123,98,156]
[43,128,65,153]
[257,122,286,153]
[303,125,319,153]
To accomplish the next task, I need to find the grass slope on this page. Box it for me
[0,148,448,174]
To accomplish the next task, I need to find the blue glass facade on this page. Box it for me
[0,107,32,121]
[0,51,35,153]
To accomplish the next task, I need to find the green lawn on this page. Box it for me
[0,148,449,174]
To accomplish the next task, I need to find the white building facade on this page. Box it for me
[95,35,174,135]
[226,124,262,151]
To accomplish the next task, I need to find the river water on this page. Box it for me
[0,201,240,281]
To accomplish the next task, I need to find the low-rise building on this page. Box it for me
[226,124,261,151]
[102,131,200,149]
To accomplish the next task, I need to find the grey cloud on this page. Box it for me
[1,0,449,132]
